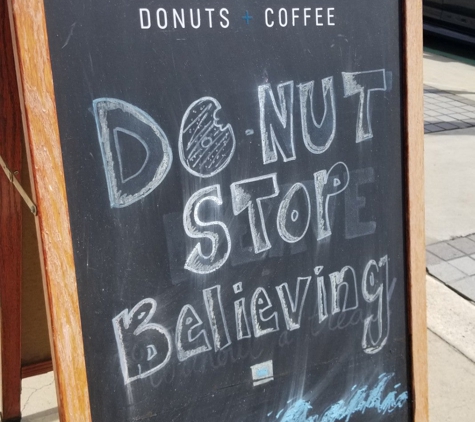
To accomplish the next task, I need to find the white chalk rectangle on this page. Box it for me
[251,360,274,386]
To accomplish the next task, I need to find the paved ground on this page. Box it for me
[427,236,475,302]
[16,50,475,422]
[424,85,475,134]
[21,373,57,422]
[427,274,475,422]
[424,49,475,421]
[423,49,475,103]
[425,128,475,244]
[424,50,475,303]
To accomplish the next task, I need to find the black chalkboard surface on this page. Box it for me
[43,1,412,421]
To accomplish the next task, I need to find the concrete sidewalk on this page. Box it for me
[427,275,475,421]
[424,49,475,421]
[17,51,475,421]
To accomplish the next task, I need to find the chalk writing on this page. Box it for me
[183,184,231,274]
[112,299,172,385]
[231,174,280,254]
[112,254,391,384]
[203,285,232,351]
[342,70,387,143]
[179,97,236,178]
[362,256,390,353]
[251,286,280,337]
[259,81,295,164]
[276,277,311,331]
[251,360,274,386]
[299,77,336,154]
[273,373,408,421]
[43,0,410,416]
[175,304,212,362]
[93,60,403,418]
[314,162,350,240]
[93,98,173,208]
[276,183,312,244]
[95,70,387,211]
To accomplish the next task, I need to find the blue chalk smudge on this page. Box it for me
[257,368,270,378]
[281,400,315,422]
[273,373,408,422]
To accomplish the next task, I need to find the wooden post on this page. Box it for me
[404,0,429,420]
[0,1,23,420]
[7,0,91,421]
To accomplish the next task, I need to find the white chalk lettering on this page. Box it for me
[203,285,232,351]
[314,162,350,240]
[93,98,173,208]
[112,253,393,380]
[315,266,329,323]
[176,304,212,361]
[231,174,280,254]
[299,77,336,154]
[342,69,387,143]
[179,97,235,178]
[362,256,390,354]
[233,282,251,340]
[276,182,311,243]
[276,277,311,330]
[183,185,231,274]
[258,81,295,164]
[112,299,172,384]
[234,298,251,341]
[251,287,279,337]
[329,266,359,314]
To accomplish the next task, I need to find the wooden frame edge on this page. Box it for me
[21,360,53,379]
[0,2,23,419]
[403,0,429,421]
[8,1,91,420]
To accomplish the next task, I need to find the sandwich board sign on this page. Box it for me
[9,0,427,421]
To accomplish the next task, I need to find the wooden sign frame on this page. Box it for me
[1,2,22,419]
[1,8,53,414]
[6,0,427,420]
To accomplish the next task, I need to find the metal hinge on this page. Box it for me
[0,154,37,215]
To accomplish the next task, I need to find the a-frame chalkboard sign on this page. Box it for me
[7,0,427,421]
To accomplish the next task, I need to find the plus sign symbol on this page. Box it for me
[242,10,253,25]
